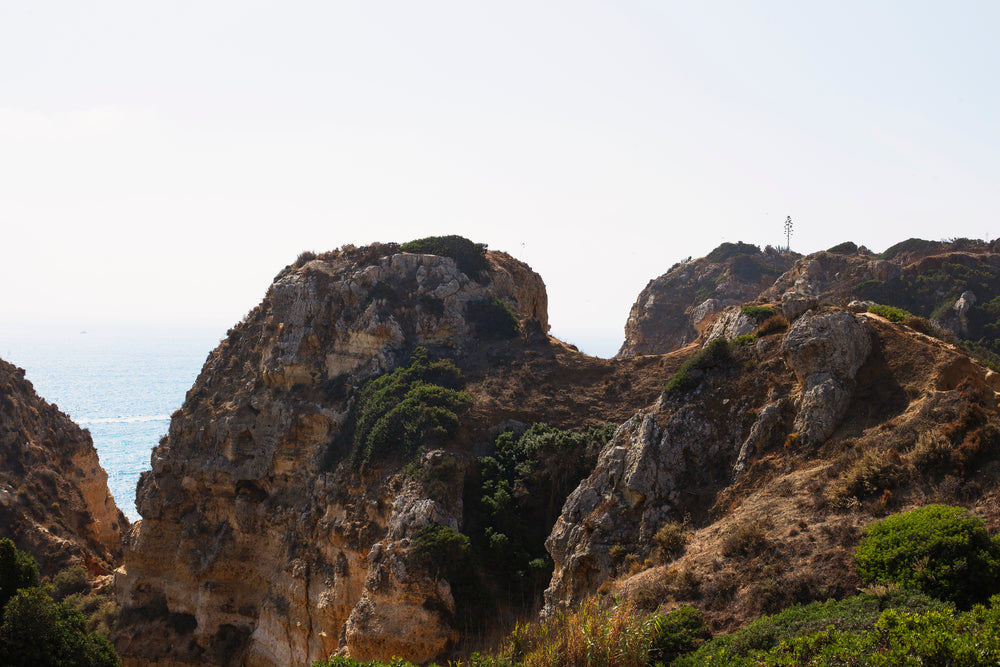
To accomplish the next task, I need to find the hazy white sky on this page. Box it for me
[3,1,998,357]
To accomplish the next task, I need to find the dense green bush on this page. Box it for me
[855,504,1000,607]
[648,605,711,664]
[51,566,89,601]
[827,241,859,254]
[867,303,912,323]
[0,540,119,666]
[400,235,489,281]
[411,524,471,579]
[341,347,472,465]
[878,237,942,260]
[740,305,778,322]
[478,424,615,597]
[706,242,761,263]
[1,588,119,667]
[675,588,947,666]
[467,298,520,339]
[0,539,39,609]
[664,339,732,396]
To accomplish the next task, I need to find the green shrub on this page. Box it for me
[733,333,756,346]
[0,539,39,610]
[467,298,520,339]
[867,303,912,323]
[827,241,859,254]
[664,339,732,396]
[648,605,711,665]
[740,305,778,322]
[400,235,489,281]
[855,504,1000,607]
[878,238,942,260]
[478,424,614,597]
[706,242,761,263]
[675,588,947,666]
[410,524,471,579]
[51,566,89,602]
[339,347,472,466]
[728,604,1000,666]
[0,588,120,666]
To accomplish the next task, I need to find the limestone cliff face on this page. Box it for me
[0,358,127,575]
[114,246,550,666]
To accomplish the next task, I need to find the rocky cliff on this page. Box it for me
[114,241,675,666]
[617,242,796,359]
[0,357,127,576]
[544,301,1000,629]
[114,235,1000,664]
[620,237,1000,358]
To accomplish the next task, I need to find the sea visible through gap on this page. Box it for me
[1,327,220,521]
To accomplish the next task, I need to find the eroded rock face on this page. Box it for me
[115,247,547,666]
[0,358,127,575]
[781,309,872,445]
[617,246,795,358]
[542,338,789,614]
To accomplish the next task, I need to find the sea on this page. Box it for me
[0,327,221,521]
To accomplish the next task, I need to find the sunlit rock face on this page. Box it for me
[113,244,548,666]
[0,358,128,576]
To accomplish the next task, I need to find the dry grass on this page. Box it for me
[501,596,658,667]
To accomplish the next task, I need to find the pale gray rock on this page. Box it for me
[781,289,819,321]
[781,310,872,445]
[702,306,757,346]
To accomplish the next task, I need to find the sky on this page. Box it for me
[2,1,999,358]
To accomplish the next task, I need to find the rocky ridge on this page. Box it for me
[113,236,1000,665]
[113,243,674,666]
[0,357,127,576]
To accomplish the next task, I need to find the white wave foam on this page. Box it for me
[77,415,171,425]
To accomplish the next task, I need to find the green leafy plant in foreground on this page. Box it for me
[0,539,119,667]
[854,504,1000,608]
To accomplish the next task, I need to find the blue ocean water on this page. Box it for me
[0,328,219,520]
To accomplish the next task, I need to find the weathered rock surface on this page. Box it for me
[114,246,550,666]
[781,309,872,445]
[621,238,1000,357]
[617,244,795,358]
[543,308,1000,619]
[0,357,127,575]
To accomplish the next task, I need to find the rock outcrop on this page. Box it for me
[115,242,673,667]
[617,244,795,358]
[621,238,1000,358]
[0,357,127,575]
[780,309,872,445]
[542,305,1000,619]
